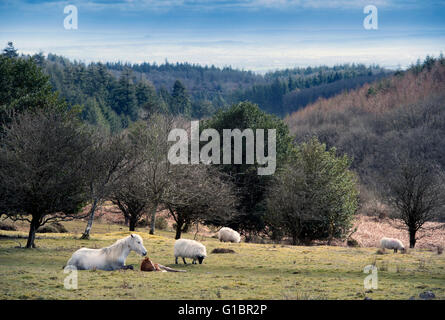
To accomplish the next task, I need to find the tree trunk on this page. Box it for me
[129,218,136,232]
[175,221,183,239]
[327,220,334,245]
[409,228,417,248]
[149,202,158,235]
[292,233,298,246]
[80,198,98,240]
[26,217,39,248]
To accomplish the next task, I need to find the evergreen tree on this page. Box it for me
[112,69,138,121]
[265,138,359,245]
[0,53,68,127]
[170,80,191,117]
[203,102,293,234]
[2,42,18,58]
[135,79,161,116]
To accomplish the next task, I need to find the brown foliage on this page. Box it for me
[286,61,445,130]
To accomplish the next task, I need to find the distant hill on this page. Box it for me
[39,53,391,132]
[104,60,265,103]
[108,60,390,117]
[285,55,445,186]
[232,64,390,116]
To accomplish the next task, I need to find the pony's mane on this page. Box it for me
[101,235,132,259]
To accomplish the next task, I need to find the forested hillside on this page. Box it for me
[286,55,445,195]
[231,64,389,116]
[32,50,390,132]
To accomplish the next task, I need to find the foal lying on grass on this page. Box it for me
[140,257,186,272]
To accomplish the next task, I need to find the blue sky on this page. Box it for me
[1,0,444,72]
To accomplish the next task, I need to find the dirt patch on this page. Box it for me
[331,215,445,250]
[211,248,236,254]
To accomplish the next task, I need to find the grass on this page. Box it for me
[0,220,444,300]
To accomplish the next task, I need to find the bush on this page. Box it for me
[139,216,168,230]
[265,138,359,245]
[152,216,168,231]
[136,217,149,227]
[244,234,266,244]
[0,221,17,231]
[37,222,68,233]
[347,238,360,247]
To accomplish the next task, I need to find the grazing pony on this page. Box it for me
[66,234,147,271]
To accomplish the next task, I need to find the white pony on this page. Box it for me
[66,234,147,271]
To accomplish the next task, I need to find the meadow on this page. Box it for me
[0,220,444,300]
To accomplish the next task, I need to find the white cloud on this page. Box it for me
[3,29,444,72]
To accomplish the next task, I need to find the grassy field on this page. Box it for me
[0,220,444,300]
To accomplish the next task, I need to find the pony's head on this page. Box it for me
[128,234,147,256]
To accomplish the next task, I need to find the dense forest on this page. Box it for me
[25,48,390,132]
[231,64,389,116]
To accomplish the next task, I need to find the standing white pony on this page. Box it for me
[66,234,147,271]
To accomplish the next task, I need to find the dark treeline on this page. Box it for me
[38,50,390,131]
[231,64,390,116]
[105,60,265,101]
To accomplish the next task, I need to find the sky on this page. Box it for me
[1,0,444,73]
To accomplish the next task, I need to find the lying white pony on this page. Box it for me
[66,234,147,270]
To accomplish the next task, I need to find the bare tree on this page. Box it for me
[80,129,142,239]
[0,110,91,248]
[164,165,237,239]
[382,158,445,248]
[110,165,152,231]
[130,113,175,234]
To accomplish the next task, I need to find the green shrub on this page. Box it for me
[37,222,68,233]
[136,217,149,227]
[347,238,360,247]
[265,138,359,245]
[153,216,168,230]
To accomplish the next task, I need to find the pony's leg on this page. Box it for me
[192,259,196,264]
[182,257,187,264]
[122,265,134,270]
[175,257,178,264]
